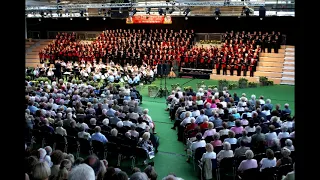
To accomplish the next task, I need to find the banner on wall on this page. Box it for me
[126,15,172,24]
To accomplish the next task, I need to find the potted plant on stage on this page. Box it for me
[183,86,192,91]
[228,83,238,90]
[218,79,229,91]
[248,82,258,88]
[267,80,274,86]
[197,81,206,89]
[208,85,218,89]
[238,78,248,89]
[171,83,180,91]
[259,76,269,86]
[148,85,159,97]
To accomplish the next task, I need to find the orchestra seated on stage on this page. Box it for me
[28,60,156,86]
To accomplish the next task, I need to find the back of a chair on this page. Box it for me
[54,134,66,143]
[215,127,223,132]
[78,138,92,154]
[213,146,223,154]
[211,158,218,169]
[278,164,293,177]
[92,140,105,153]
[219,157,234,170]
[231,144,238,151]
[201,128,208,134]
[261,167,277,179]
[275,129,282,135]
[254,153,266,163]
[119,144,135,156]
[290,151,295,162]
[274,151,282,160]
[235,134,242,139]
[135,147,148,159]
[105,141,117,152]
[65,136,76,145]
[205,136,214,143]
[87,129,95,135]
[32,129,42,143]
[42,132,54,146]
[194,147,206,161]
[241,168,260,180]
[220,135,229,142]
[235,156,247,167]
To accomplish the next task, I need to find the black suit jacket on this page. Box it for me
[54,63,62,75]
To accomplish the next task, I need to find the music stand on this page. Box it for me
[154,63,169,99]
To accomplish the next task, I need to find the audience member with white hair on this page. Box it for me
[68,164,95,180]
[55,120,67,136]
[276,147,292,167]
[78,124,91,140]
[180,111,192,127]
[196,88,204,97]
[32,161,51,180]
[237,150,258,173]
[278,126,290,139]
[121,118,133,127]
[186,133,206,162]
[217,142,234,162]
[284,139,295,151]
[130,172,149,180]
[201,143,216,161]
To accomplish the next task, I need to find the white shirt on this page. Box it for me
[55,127,67,136]
[219,129,230,136]
[149,70,154,77]
[196,92,204,97]
[192,110,200,117]
[220,101,227,108]
[180,117,191,127]
[191,140,206,151]
[265,132,278,146]
[137,122,147,129]
[186,100,193,107]
[262,110,271,116]
[78,131,91,140]
[278,132,290,139]
[282,121,294,129]
[196,100,204,105]
[260,158,276,170]
[201,152,217,161]
[259,99,265,105]
[217,150,234,162]
[241,112,252,118]
[245,126,256,133]
[123,120,133,127]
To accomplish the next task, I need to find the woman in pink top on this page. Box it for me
[210,133,222,147]
[230,120,244,134]
[238,150,258,173]
[203,122,216,138]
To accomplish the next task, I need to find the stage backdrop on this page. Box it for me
[26,16,295,45]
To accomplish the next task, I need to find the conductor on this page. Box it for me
[54,60,62,80]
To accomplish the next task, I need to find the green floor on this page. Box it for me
[138,78,294,180]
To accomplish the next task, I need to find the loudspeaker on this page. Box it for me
[157,64,163,75]
[163,63,170,75]
[259,6,266,17]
